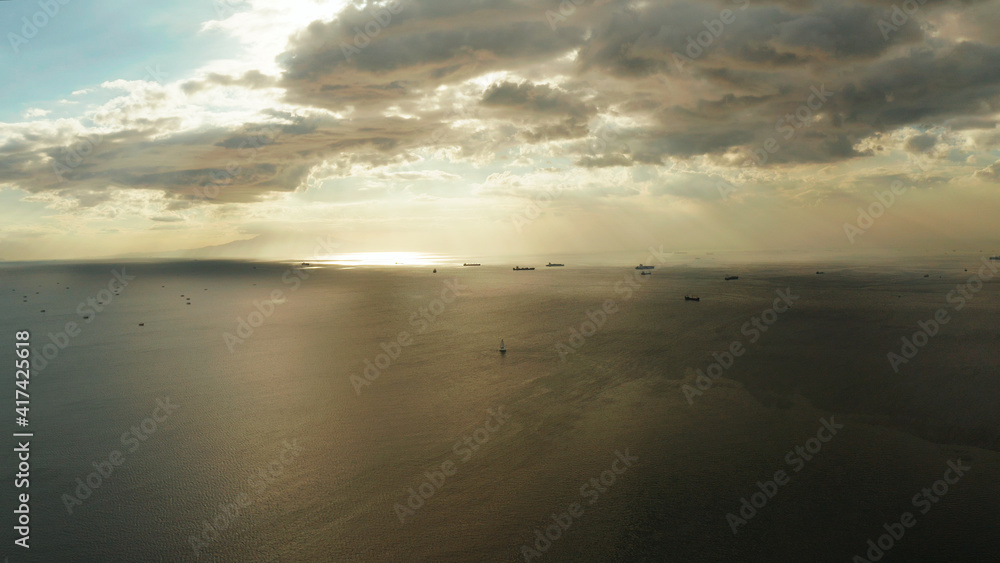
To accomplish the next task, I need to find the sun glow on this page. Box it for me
[314,252,451,266]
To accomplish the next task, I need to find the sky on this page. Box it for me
[1,0,1000,261]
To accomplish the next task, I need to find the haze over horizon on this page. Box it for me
[2,0,1000,261]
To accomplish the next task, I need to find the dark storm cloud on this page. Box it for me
[905,133,937,152]
[480,80,596,142]
[945,117,998,131]
[773,2,914,58]
[481,81,594,118]
[835,42,1000,130]
[602,36,1000,164]
[576,0,921,78]
[278,0,586,108]
[267,0,968,169]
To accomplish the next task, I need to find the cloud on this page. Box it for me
[4,0,1000,261]
[577,153,633,168]
[5,0,995,203]
[905,133,937,153]
[481,80,593,117]
[836,42,1000,130]
[278,0,587,109]
[373,170,461,181]
[181,70,279,95]
[974,160,1000,181]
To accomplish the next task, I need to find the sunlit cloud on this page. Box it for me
[2,0,1000,261]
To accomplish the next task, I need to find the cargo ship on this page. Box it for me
[546,262,564,267]
[513,266,535,271]
[636,264,655,270]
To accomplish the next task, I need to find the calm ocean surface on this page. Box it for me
[2,256,999,561]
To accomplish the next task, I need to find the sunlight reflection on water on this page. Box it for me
[311,252,453,266]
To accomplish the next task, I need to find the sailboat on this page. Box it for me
[499,339,506,354]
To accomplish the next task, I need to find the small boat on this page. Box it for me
[499,339,506,354]
[684,295,700,302]
[990,256,1000,261]
[513,266,535,271]
[640,271,651,276]
[636,264,655,270]
[816,271,825,275]
[725,275,739,281]
[301,262,311,266]
[463,263,481,266]
[546,262,564,267]
[923,274,930,278]
[433,268,437,273]
[138,323,144,327]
